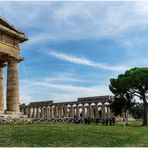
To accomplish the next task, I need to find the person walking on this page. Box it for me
[112,116,115,126]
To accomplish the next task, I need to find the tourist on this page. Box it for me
[84,116,90,125]
[102,118,105,125]
[87,117,90,124]
[109,117,112,126]
[105,118,109,126]
[112,116,115,126]
[96,118,99,124]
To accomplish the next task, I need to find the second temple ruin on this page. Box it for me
[23,96,113,119]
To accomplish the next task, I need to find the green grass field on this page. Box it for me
[0,120,147,147]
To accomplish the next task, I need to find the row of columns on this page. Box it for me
[24,103,111,119]
[0,58,20,115]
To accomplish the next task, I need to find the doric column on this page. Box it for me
[95,103,99,118]
[26,107,29,116]
[56,106,58,117]
[24,107,28,115]
[32,107,35,118]
[50,106,53,118]
[53,106,56,118]
[91,106,94,118]
[88,104,91,118]
[82,104,85,118]
[0,67,4,114]
[107,105,111,118]
[29,107,32,118]
[59,106,62,117]
[47,106,50,118]
[41,106,44,118]
[101,103,106,118]
[36,107,39,118]
[60,106,63,117]
[44,106,47,119]
[76,105,79,117]
[70,105,73,117]
[62,106,66,117]
[49,106,52,118]
[64,106,67,117]
[6,58,20,114]
[25,107,28,116]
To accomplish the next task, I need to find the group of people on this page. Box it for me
[83,116,116,125]
[101,116,115,126]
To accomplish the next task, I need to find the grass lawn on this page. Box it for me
[0,120,147,147]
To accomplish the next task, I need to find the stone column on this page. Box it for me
[36,107,39,118]
[65,106,68,117]
[95,103,99,118]
[50,106,53,118]
[53,106,57,118]
[59,106,62,117]
[107,105,111,118]
[47,106,50,118]
[73,107,76,116]
[101,103,106,118]
[70,105,73,117]
[44,106,47,119]
[25,107,29,117]
[0,67,4,114]
[63,106,66,117]
[82,104,85,118]
[53,107,56,118]
[76,105,79,117]
[32,107,35,118]
[49,106,51,118]
[41,106,44,118]
[24,107,27,115]
[88,104,91,118]
[61,106,63,117]
[27,107,29,117]
[28,107,32,118]
[91,106,94,118]
[6,58,20,115]
[56,106,58,117]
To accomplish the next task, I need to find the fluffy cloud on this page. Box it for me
[1,1,148,44]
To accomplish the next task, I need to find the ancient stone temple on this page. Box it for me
[23,96,113,119]
[0,17,27,116]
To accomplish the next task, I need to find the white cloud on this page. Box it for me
[2,1,148,45]
[48,51,129,72]
[19,77,111,104]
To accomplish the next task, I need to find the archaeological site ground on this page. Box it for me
[0,120,148,147]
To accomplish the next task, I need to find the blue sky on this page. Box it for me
[0,1,148,104]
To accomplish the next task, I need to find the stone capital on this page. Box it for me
[7,56,24,64]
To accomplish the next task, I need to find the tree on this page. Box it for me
[109,67,148,126]
[20,103,26,113]
[130,102,144,119]
[109,78,135,125]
